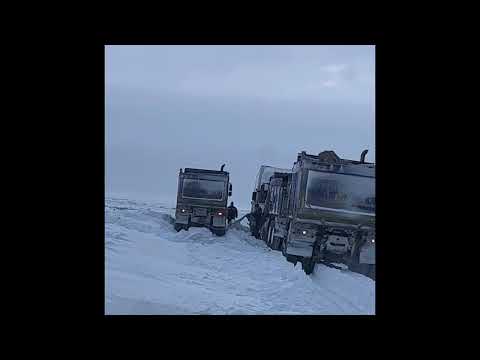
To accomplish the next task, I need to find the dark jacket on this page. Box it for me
[250,205,265,237]
[227,205,238,220]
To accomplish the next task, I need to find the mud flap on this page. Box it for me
[174,223,186,232]
[359,243,375,265]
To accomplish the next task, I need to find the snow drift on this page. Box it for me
[105,197,375,315]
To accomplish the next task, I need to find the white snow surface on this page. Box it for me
[105,197,375,315]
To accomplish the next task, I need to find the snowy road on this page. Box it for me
[105,197,375,315]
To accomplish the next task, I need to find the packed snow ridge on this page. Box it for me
[105,197,375,315]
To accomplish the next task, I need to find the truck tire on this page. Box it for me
[174,223,184,232]
[301,258,315,275]
[286,255,299,266]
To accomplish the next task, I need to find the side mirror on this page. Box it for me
[252,192,257,201]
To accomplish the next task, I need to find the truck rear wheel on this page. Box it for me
[174,223,184,232]
[301,258,315,275]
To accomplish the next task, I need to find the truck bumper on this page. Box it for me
[285,238,315,257]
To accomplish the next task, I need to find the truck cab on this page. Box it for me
[174,166,232,236]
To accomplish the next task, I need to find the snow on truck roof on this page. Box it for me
[297,151,375,167]
[296,151,375,178]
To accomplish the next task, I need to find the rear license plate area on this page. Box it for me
[194,208,207,216]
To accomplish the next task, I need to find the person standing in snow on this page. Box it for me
[227,202,238,225]
[250,203,265,238]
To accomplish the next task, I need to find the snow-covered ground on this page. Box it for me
[105,197,375,315]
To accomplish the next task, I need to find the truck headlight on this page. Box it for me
[217,212,223,216]
[302,230,307,235]
[371,239,375,243]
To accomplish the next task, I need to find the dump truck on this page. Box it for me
[250,150,375,279]
[174,165,233,236]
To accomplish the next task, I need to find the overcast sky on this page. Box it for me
[105,45,375,209]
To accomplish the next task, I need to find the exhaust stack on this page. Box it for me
[220,164,225,171]
[360,149,368,163]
